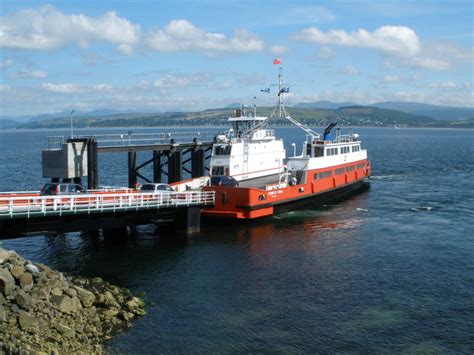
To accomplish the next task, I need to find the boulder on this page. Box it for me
[103,291,120,308]
[36,263,52,274]
[31,286,50,300]
[10,265,25,279]
[0,249,12,264]
[64,288,77,298]
[0,268,15,297]
[50,287,62,296]
[53,323,75,338]
[19,272,34,291]
[0,304,6,322]
[50,294,82,314]
[25,263,40,275]
[72,286,96,308]
[103,307,119,319]
[18,310,39,332]
[14,289,32,310]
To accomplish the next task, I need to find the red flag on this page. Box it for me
[273,58,282,65]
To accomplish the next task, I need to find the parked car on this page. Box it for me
[210,175,239,187]
[140,183,175,203]
[40,183,87,196]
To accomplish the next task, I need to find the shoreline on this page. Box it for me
[0,248,146,354]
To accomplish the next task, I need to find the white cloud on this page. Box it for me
[316,46,333,59]
[269,45,289,55]
[42,83,82,94]
[153,73,208,89]
[42,82,112,94]
[287,5,336,24]
[0,84,10,92]
[145,19,263,53]
[0,5,140,53]
[9,70,47,79]
[292,25,470,71]
[0,59,13,68]
[341,65,359,76]
[382,75,401,83]
[293,25,421,57]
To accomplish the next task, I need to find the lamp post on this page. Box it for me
[70,109,76,139]
[291,142,296,157]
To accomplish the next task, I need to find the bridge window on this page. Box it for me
[214,145,231,155]
[341,146,351,154]
[211,166,225,175]
[326,147,339,156]
[352,145,360,152]
[314,147,324,157]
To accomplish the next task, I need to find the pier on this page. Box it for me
[0,131,217,239]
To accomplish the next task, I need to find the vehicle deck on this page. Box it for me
[238,174,281,189]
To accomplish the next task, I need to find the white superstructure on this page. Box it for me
[210,107,286,182]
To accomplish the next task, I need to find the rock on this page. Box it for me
[18,310,39,332]
[36,263,52,274]
[0,249,12,264]
[31,286,50,300]
[0,268,15,297]
[14,289,32,310]
[0,304,6,322]
[63,288,77,298]
[120,311,134,321]
[72,286,96,308]
[103,307,119,319]
[11,304,20,314]
[126,297,143,311]
[53,323,75,338]
[10,265,25,279]
[103,291,120,308]
[50,287,62,296]
[18,272,34,291]
[25,263,40,274]
[50,294,82,314]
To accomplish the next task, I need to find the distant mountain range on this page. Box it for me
[292,101,474,121]
[1,101,473,129]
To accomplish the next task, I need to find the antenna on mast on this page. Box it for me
[254,96,257,117]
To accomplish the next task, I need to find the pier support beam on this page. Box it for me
[191,147,204,178]
[175,206,201,236]
[153,151,162,183]
[87,139,98,190]
[128,151,137,188]
[168,150,182,183]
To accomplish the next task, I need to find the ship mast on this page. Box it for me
[270,66,320,139]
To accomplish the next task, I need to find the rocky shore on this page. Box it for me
[0,248,146,354]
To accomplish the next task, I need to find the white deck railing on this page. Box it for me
[0,191,215,219]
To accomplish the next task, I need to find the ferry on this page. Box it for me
[175,67,371,219]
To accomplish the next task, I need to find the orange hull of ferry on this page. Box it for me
[203,159,371,219]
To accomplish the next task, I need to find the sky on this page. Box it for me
[0,0,473,116]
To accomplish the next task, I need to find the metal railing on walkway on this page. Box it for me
[0,190,215,219]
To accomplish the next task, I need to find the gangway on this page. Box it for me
[0,190,215,239]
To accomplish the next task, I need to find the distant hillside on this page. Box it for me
[17,105,474,129]
[293,101,474,121]
[0,118,21,129]
[293,100,359,109]
[371,102,474,121]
